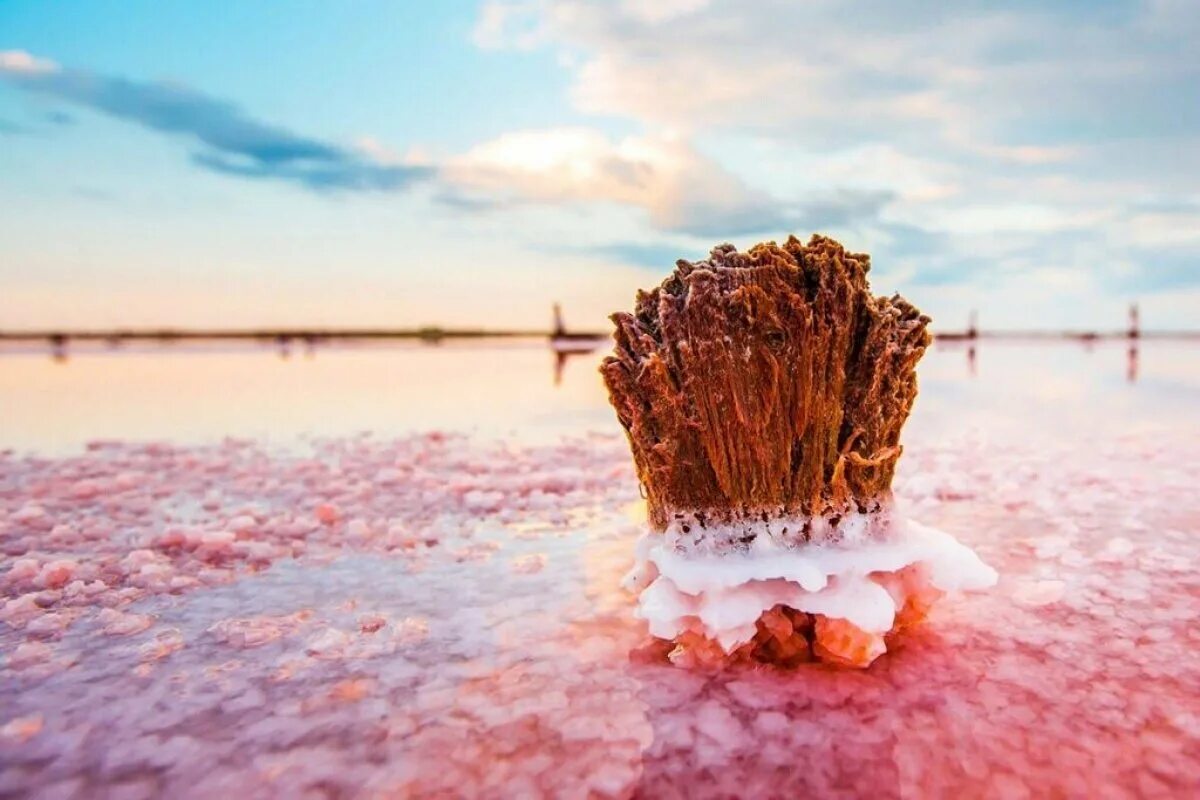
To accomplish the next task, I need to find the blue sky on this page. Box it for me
[2,0,1198,331]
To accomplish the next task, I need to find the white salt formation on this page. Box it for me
[625,510,997,665]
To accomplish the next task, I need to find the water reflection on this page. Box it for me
[933,338,1152,385]
[2,338,1198,454]
[552,346,601,387]
[26,333,1162,388]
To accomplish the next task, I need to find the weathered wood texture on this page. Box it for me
[602,235,930,531]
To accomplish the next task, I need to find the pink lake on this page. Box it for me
[2,339,1199,798]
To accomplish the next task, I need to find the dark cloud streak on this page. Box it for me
[1,57,431,192]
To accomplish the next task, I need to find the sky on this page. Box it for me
[1,0,1198,332]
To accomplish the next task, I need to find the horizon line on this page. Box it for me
[3,326,1200,343]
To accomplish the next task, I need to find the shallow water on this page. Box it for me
[1,340,1199,798]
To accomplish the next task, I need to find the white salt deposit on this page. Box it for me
[628,512,997,652]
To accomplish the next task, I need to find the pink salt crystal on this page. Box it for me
[12,504,50,528]
[306,627,352,658]
[511,554,547,574]
[46,524,77,544]
[359,614,387,634]
[345,519,371,540]
[227,515,256,533]
[277,519,316,538]
[71,479,101,499]
[140,628,185,661]
[122,549,161,570]
[384,521,417,548]
[112,587,143,603]
[25,611,76,637]
[97,608,155,636]
[462,490,502,512]
[201,529,236,546]
[6,556,39,583]
[1013,579,1067,607]
[8,640,52,668]
[315,503,340,525]
[111,471,142,490]
[35,559,77,589]
[132,562,174,587]
[197,568,234,586]
[195,530,236,562]
[1,594,43,627]
[31,589,65,609]
[395,616,429,644]
[237,541,276,562]
[375,467,403,484]
[153,532,182,552]
[208,612,310,648]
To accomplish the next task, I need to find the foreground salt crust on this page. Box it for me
[626,509,998,660]
[3,428,1199,796]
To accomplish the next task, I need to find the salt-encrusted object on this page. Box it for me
[603,235,997,667]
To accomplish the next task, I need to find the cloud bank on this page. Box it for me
[441,128,797,236]
[1,48,891,239]
[468,0,1200,296]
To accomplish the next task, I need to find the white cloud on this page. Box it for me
[472,1,547,50]
[618,0,710,25]
[0,50,59,74]
[441,127,796,236]
[464,0,1200,311]
[483,1,1195,153]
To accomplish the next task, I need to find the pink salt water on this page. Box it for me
[2,339,1199,797]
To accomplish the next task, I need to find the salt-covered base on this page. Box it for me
[624,510,997,668]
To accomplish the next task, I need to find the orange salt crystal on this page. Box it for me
[314,503,339,525]
[329,678,373,702]
[813,616,886,669]
[887,565,945,633]
[1,714,44,743]
[753,606,813,665]
[668,630,728,669]
[758,606,795,641]
[893,586,944,633]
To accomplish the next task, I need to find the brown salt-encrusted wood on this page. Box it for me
[602,234,930,532]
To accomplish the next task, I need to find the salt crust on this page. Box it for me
[626,511,998,651]
[2,429,1199,796]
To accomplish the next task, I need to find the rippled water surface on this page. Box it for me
[2,339,1198,798]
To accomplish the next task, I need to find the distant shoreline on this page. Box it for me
[1,328,1198,344]
[0,328,568,343]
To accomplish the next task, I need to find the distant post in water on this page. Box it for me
[553,303,566,338]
